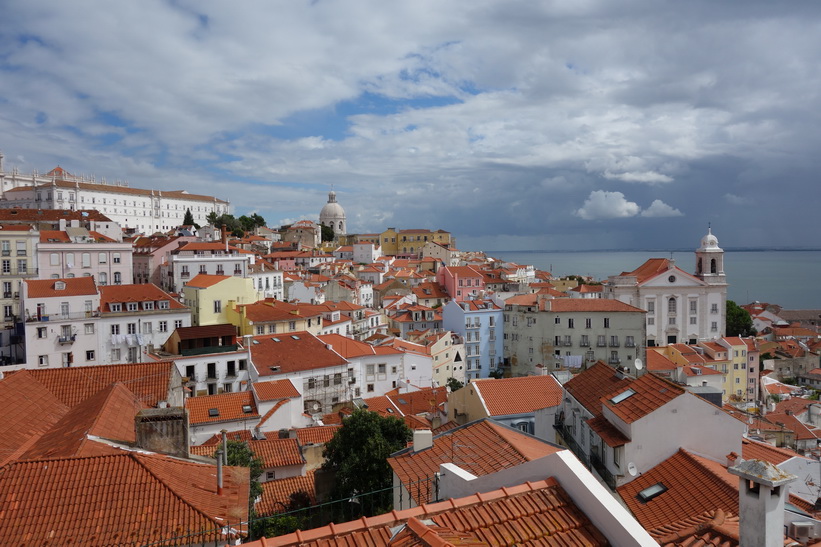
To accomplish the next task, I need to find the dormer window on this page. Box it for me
[143,301,154,311]
[110,303,122,312]
[54,281,66,290]
[127,302,138,312]
[158,301,169,310]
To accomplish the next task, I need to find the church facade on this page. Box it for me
[604,229,727,346]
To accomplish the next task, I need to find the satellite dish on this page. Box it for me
[635,358,643,370]
[627,462,638,477]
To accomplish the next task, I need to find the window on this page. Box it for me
[568,318,574,328]
[711,322,718,332]
[143,301,154,311]
[37,327,47,339]
[143,322,152,334]
[580,335,590,347]
[668,316,676,325]
[159,301,170,310]
[554,316,561,324]
[289,321,296,331]
[111,325,120,335]
[82,253,91,267]
[367,383,375,392]
[38,355,49,367]
[98,272,107,285]
[86,350,95,361]
[3,305,12,319]
[113,272,122,285]
[127,323,137,335]
[1,260,9,274]
[603,318,610,328]
[99,252,107,264]
[127,302,138,312]
[585,318,592,329]
[213,300,222,313]
[646,300,655,314]
[50,253,60,266]
[174,320,183,329]
[110,303,122,312]
[0,241,8,256]
[668,297,677,314]
[711,303,719,314]
[158,321,168,332]
[85,323,94,334]
[113,253,121,264]
[689,300,697,314]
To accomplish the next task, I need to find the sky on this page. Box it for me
[1,0,820,252]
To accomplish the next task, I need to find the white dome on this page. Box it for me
[319,190,346,234]
[698,228,722,251]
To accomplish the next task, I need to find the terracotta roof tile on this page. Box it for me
[564,361,632,416]
[318,333,376,357]
[247,477,606,547]
[388,419,564,505]
[586,415,630,447]
[0,208,112,222]
[741,438,805,465]
[248,438,305,469]
[601,373,685,424]
[186,391,258,424]
[653,509,740,546]
[388,387,448,417]
[546,299,647,313]
[293,425,341,446]
[8,361,176,408]
[175,323,237,340]
[25,276,97,298]
[257,471,316,516]
[201,429,257,446]
[250,331,348,376]
[184,273,231,288]
[0,452,248,545]
[100,283,186,310]
[472,375,563,416]
[253,379,300,401]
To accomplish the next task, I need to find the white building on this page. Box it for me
[604,228,728,346]
[98,284,191,364]
[0,163,230,234]
[21,277,101,368]
[165,241,253,293]
[37,225,133,286]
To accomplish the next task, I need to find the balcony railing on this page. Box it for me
[27,310,99,323]
[589,451,617,491]
[625,341,636,348]
[554,422,589,468]
[608,357,621,365]
[596,340,607,347]
[609,340,620,347]
[58,334,77,345]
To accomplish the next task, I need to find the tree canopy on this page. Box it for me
[322,409,412,515]
[183,208,197,228]
[206,212,245,237]
[726,300,756,337]
[446,377,464,392]
[321,224,335,242]
[215,440,264,517]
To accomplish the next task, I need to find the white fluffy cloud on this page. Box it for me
[640,200,684,218]
[576,191,641,220]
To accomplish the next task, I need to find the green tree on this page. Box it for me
[183,208,195,227]
[321,224,335,242]
[214,441,263,517]
[322,409,412,516]
[239,213,266,232]
[446,377,464,392]
[726,300,756,336]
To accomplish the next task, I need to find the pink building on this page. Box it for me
[436,266,485,302]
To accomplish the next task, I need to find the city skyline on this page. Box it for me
[2,1,820,251]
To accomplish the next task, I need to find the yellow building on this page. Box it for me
[225,299,323,337]
[182,274,257,326]
[378,228,452,257]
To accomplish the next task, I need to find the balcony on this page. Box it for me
[609,341,620,347]
[596,340,607,347]
[625,340,636,348]
[27,310,99,322]
[608,357,621,365]
[180,271,190,278]
[579,340,590,347]
[58,334,76,345]
[554,422,589,468]
[589,451,617,491]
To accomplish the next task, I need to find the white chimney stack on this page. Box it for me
[413,429,433,453]
[728,459,796,547]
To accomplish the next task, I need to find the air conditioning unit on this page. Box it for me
[790,521,815,543]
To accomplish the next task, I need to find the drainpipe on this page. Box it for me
[221,429,228,466]
[215,449,224,496]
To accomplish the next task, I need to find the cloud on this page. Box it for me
[725,193,751,205]
[640,200,684,217]
[603,170,674,184]
[576,191,641,220]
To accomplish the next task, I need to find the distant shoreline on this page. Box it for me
[485,248,821,254]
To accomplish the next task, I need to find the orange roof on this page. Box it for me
[387,386,448,417]
[293,425,341,446]
[0,208,112,222]
[100,283,186,310]
[388,419,564,505]
[0,370,70,466]
[186,273,231,288]
[8,361,176,408]
[547,299,646,313]
[201,429,257,446]
[653,509,740,546]
[39,229,71,242]
[472,375,563,416]
[0,452,248,545]
[601,373,685,424]
[251,332,348,376]
[253,379,300,401]
[247,438,304,468]
[587,415,630,447]
[25,276,97,298]
[248,477,605,546]
[318,333,376,358]
[742,437,805,465]
[773,397,816,416]
[186,391,258,424]
[175,241,240,252]
[647,351,677,372]
[564,361,632,416]
[618,258,705,286]
[257,471,316,516]
[617,449,737,533]
[21,383,144,461]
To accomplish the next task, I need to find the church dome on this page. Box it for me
[319,190,346,234]
[698,227,722,251]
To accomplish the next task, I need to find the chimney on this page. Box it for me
[413,429,433,452]
[726,451,739,468]
[215,448,224,496]
[59,218,67,231]
[221,429,228,466]
[134,408,190,459]
[728,459,796,547]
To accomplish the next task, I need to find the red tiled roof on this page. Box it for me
[318,333,376,357]
[587,415,630,447]
[175,323,237,340]
[388,419,564,505]
[773,397,816,416]
[546,299,647,313]
[617,449,737,532]
[741,437,805,465]
[247,438,304,468]
[253,379,300,401]
[39,229,71,242]
[293,425,341,446]
[472,375,563,416]
[0,452,248,545]
[257,471,316,516]
[185,273,231,288]
[21,383,144,461]
[388,387,448,417]
[564,361,632,416]
[186,391,258,424]
[200,429,256,446]
[0,208,112,222]
[25,276,97,298]
[9,361,176,408]
[100,283,186,310]
[653,509,740,546]
[601,373,685,424]
[247,477,605,546]
[250,332,348,376]
[647,351,677,372]
[0,370,70,466]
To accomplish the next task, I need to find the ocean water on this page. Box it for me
[487,250,821,310]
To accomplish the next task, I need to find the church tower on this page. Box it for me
[695,227,726,285]
[319,189,346,236]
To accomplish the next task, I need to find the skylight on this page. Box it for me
[637,482,667,503]
[610,389,636,404]
[242,405,252,413]
[291,335,300,340]
[208,408,219,417]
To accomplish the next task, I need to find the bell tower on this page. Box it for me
[695,226,726,285]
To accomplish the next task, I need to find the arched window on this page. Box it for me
[710,258,717,274]
[668,297,677,314]
[98,272,108,286]
[113,272,122,285]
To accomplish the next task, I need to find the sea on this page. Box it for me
[486,249,821,310]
